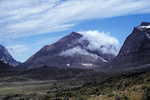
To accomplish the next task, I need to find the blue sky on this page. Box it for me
[0,0,150,62]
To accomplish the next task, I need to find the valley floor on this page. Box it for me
[1,67,150,100]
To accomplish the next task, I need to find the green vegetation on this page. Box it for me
[1,68,150,100]
[142,86,150,100]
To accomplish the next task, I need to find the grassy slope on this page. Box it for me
[80,69,150,100]
[1,66,150,100]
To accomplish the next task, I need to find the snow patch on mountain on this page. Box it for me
[138,25,150,31]
[82,63,93,66]
[138,25,150,29]
[146,33,150,39]
[66,64,70,66]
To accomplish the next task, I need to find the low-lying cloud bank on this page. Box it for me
[60,46,99,59]
[60,30,119,58]
[79,30,119,56]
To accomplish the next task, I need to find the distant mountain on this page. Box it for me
[0,60,14,71]
[19,32,117,70]
[0,44,20,66]
[110,22,150,68]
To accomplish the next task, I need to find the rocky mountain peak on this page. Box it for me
[57,32,82,43]
[137,22,150,31]
[19,31,117,70]
[0,44,20,66]
[68,31,82,37]
[118,22,150,56]
[0,45,11,58]
[140,22,150,26]
[110,22,150,68]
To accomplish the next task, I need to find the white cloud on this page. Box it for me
[6,44,29,58]
[60,30,119,57]
[60,46,99,59]
[0,0,150,40]
[79,30,119,55]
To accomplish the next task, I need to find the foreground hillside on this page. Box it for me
[1,67,150,100]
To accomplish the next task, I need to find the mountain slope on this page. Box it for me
[0,45,20,66]
[110,22,150,68]
[19,32,118,70]
[0,61,14,71]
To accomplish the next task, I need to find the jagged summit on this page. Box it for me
[110,22,150,68]
[0,44,20,66]
[56,32,82,44]
[137,22,150,31]
[68,31,82,37]
[119,22,150,55]
[140,22,150,26]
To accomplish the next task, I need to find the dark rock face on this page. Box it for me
[19,32,116,70]
[110,22,150,68]
[0,61,13,71]
[0,45,20,66]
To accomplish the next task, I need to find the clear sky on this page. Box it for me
[0,0,150,62]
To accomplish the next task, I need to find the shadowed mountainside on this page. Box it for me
[18,32,116,70]
[0,44,20,66]
[109,22,150,68]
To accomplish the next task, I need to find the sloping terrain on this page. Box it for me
[1,22,150,100]
[0,44,20,66]
[17,66,94,80]
[1,66,150,100]
[0,61,14,71]
[19,32,116,70]
[110,22,150,68]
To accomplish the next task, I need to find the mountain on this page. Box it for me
[0,60,14,71]
[0,44,20,66]
[110,22,150,68]
[19,32,117,70]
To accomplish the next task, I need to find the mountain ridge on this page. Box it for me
[18,32,117,70]
[0,60,14,71]
[109,22,150,68]
[0,44,20,67]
